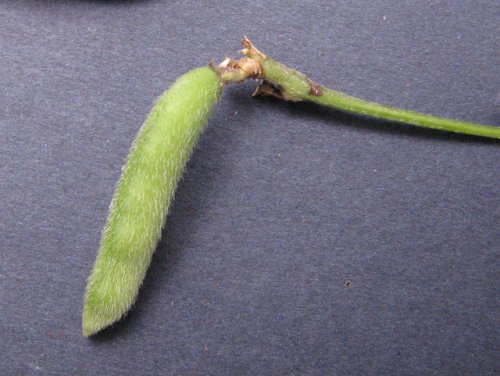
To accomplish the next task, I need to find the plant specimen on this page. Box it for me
[82,38,499,337]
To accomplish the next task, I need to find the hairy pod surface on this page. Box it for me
[83,67,222,336]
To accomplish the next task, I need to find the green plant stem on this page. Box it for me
[226,38,500,139]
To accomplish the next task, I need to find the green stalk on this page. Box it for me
[222,38,500,139]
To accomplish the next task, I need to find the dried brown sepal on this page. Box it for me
[252,80,289,101]
[214,38,268,84]
[229,56,262,79]
[216,55,263,83]
[308,79,323,96]
[241,37,267,60]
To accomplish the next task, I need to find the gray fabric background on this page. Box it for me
[1,1,499,375]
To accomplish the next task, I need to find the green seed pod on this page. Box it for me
[82,67,222,337]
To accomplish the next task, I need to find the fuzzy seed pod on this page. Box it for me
[82,67,222,336]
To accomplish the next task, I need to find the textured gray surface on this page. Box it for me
[1,1,499,375]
